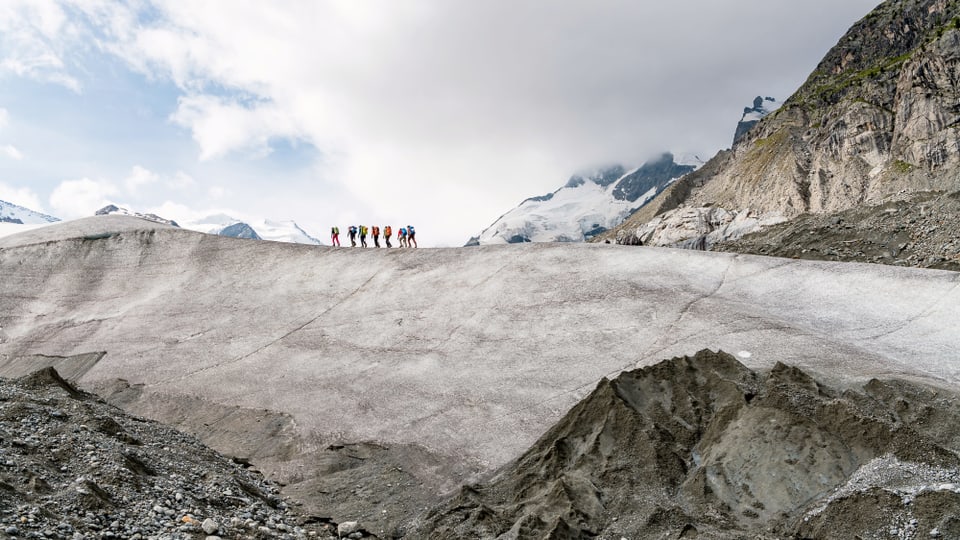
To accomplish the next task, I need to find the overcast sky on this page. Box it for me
[0,0,880,246]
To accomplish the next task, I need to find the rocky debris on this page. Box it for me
[714,190,960,270]
[615,205,787,249]
[416,350,960,539]
[93,379,459,539]
[0,368,376,540]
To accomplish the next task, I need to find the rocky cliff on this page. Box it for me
[609,0,960,259]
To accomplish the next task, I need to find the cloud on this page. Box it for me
[0,0,82,92]
[167,171,195,189]
[207,186,226,200]
[0,107,7,128]
[170,94,305,160]
[0,0,883,245]
[0,182,43,211]
[49,178,119,218]
[2,145,23,160]
[124,165,159,193]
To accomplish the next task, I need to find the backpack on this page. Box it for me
[349,226,356,234]
[408,226,415,235]
[385,226,392,236]
[332,226,339,235]
[372,226,380,236]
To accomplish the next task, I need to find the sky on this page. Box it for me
[0,0,881,246]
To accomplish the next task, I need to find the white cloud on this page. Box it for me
[170,94,305,160]
[0,0,82,92]
[49,177,119,218]
[0,0,883,246]
[207,186,226,200]
[0,182,43,211]
[167,171,195,189]
[2,145,23,160]
[124,165,159,193]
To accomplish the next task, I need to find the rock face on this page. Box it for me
[418,350,960,539]
[611,0,960,258]
[472,153,697,244]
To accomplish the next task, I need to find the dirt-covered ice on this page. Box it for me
[1,215,959,536]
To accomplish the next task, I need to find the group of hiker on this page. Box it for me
[329,225,417,248]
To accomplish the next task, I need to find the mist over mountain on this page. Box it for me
[469,153,700,245]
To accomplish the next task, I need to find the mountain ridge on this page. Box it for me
[0,199,60,225]
[606,0,960,260]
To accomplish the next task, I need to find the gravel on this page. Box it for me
[714,190,960,271]
[0,367,376,539]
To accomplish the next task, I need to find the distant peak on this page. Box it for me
[95,205,180,227]
[733,94,781,146]
[0,199,61,225]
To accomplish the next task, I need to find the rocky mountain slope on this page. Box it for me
[419,350,960,539]
[714,189,960,270]
[0,366,354,539]
[607,0,960,262]
[469,153,698,245]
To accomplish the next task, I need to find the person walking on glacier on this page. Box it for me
[407,225,417,248]
[398,226,407,248]
[348,225,357,247]
[384,225,393,247]
[359,225,368,248]
[331,226,341,247]
[372,225,381,248]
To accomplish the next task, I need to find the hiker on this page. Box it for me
[407,225,417,248]
[331,226,340,247]
[348,225,357,247]
[359,225,368,247]
[372,225,381,248]
[398,226,407,248]
[384,225,393,247]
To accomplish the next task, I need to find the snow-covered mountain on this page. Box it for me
[0,199,61,239]
[95,205,179,227]
[0,199,60,225]
[93,206,322,245]
[182,214,322,245]
[469,153,700,245]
